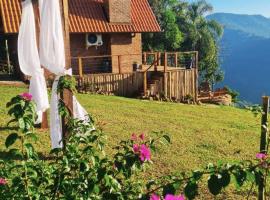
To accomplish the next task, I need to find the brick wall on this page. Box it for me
[70,34,111,74]
[104,0,131,23]
[70,33,142,74]
[5,32,142,78]
[110,33,142,73]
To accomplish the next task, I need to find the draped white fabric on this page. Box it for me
[39,0,91,149]
[40,0,65,75]
[18,0,49,124]
[38,0,43,14]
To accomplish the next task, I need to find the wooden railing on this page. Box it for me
[141,51,198,101]
[143,51,198,68]
[72,51,199,101]
[76,72,144,97]
[71,53,142,77]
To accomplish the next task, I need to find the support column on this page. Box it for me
[60,0,73,147]
[258,96,269,200]
[32,0,49,129]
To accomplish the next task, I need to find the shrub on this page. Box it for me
[0,77,268,199]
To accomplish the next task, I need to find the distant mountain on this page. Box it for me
[207,13,270,103]
[207,13,270,38]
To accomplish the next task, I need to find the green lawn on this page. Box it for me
[0,85,262,199]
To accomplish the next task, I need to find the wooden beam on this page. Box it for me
[163,52,167,98]
[174,52,178,68]
[5,40,11,75]
[164,52,167,73]
[118,55,122,74]
[258,96,269,200]
[144,72,147,96]
[157,52,161,66]
[143,52,147,64]
[154,53,158,71]
[195,51,199,102]
[78,57,83,77]
[32,0,49,129]
[60,0,73,147]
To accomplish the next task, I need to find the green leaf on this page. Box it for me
[162,135,171,144]
[246,170,255,183]
[208,174,223,195]
[18,118,25,130]
[162,183,176,196]
[5,133,19,148]
[220,171,231,188]
[25,133,38,142]
[233,169,247,188]
[184,181,198,200]
[93,185,100,194]
[192,170,203,181]
[7,119,17,127]
[8,148,23,159]
[50,148,62,155]
[24,143,35,158]
[80,161,89,172]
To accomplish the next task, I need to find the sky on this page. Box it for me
[188,0,270,17]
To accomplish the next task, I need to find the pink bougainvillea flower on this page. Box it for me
[177,195,185,200]
[20,92,32,101]
[131,133,137,141]
[139,144,151,162]
[165,194,185,200]
[150,194,160,200]
[133,144,140,153]
[256,153,267,160]
[139,133,145,140]
[0,178,7,185]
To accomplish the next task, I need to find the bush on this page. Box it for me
[224,86,240,103]
[0,77,268,199]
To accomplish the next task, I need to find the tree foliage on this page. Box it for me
[143,0,224,85]
[143,0,184,51]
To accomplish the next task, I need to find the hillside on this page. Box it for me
[207,13,270,38]
[0,85,264,198]
[207,13,270,103]
[0,85,260,168]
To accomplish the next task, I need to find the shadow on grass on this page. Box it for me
[0,126,18,132]
[0,151,57,161]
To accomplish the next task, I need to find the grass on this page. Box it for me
[0,85,262,199]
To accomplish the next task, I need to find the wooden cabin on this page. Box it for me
[0,0,160,74]
[0,0,198,102]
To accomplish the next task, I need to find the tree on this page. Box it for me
[142,0,184,51]
[143,0,224,86]
[181,0,224,85]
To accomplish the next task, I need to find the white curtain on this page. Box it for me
[39,0,91,149]
[18,0,49,124]
[18,0,91,149]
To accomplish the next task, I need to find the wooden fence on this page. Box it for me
[76,68,197,101]
[76,72,144,97]
[74,51,198,102]
[163,69,197,101]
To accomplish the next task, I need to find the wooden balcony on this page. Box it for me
[73,51,199,103]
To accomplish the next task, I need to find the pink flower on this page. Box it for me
[131,133,137,141]
[133,144,140,153]
[150,194,160,200]
[139,144,151,162]
[139,133,145,140]
[256,153,267,160]
[20,93,32,101]
[165,194,185,200]
[0,178,7,185]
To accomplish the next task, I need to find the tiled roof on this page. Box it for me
[0,0,161,34]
